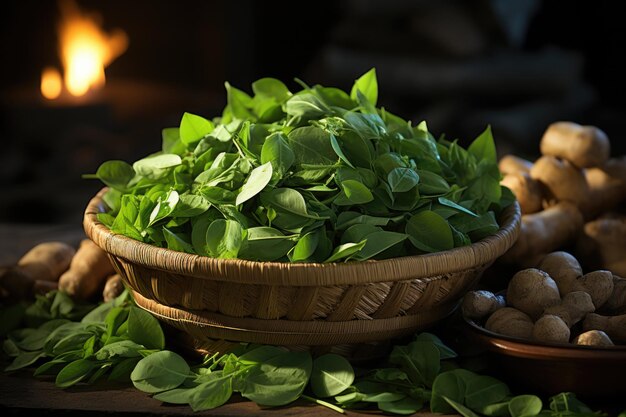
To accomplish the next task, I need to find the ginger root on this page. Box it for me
[530,156,588,207]
[0,242,75,299]
[103,274,124,302]
[543,291,595,327]
[461,290,505,320]
[58,239,115,300]
[503,202,583,261]
[485,307,534,339]
[506,268,561,320]
[574,330,614,347]
[533,315,570,344]
[583,313,626,343]
[579,158,626,220]
[576,214,626,277]
[501,173,544,215]
[540,122,610,168]
[499,155,533,176]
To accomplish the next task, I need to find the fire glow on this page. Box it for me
[41,0,128,100]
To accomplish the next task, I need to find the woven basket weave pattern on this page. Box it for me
[85,188,520,346]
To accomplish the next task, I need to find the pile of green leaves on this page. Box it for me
[87,68,513,262]
[2,294,609,416]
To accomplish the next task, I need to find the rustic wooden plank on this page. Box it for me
[0,372,447,417]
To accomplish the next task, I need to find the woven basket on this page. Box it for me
[84,188,520,348]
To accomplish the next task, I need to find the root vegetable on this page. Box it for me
[506,268,561,320]
[461,290,506,320]
[577,270,614,309]
[501,173,544,214]
[540,122,610,168]
[103,274,124,302]
[604,275,626,313]
[503,202,583,261]
[58,239,115,300]
[576,214,626,277]
[532,315,571,344]
[485,307,534,339]
[537,251,582,294]
[574,330,614,346]
[0,242,75,298]
[580,160,626,220]
[543,291,595,327]
[530,156,588,207]
[583,313,626,343]
[499,155,533,175]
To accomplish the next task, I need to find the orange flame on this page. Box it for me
[41,67,63,100]
[41,0,128,99]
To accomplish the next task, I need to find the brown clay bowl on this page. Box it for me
[463,315,626,400]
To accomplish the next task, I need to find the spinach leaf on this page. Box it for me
[127,307,165,350]
[310,354,355,398]
[180,112,214,145]
[240,351,312,406]
[509,395,543,417]
[236,162,273,206]
[350,68,378,107]
[131,350,190,393]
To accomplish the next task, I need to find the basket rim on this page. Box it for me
[84,187,520,286]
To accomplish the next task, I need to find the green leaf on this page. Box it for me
[405,210,454,252]
[56,359,97,388]
[438,198,477,218]
[468,125,496,163]
[350,68,378,107]
[464,375,511,411]
[171,194,210,217]
[549,393,593,414]
[225,82,255,120]
[310,354,355,398]
[236,162,273,206]
[91,160,135,190]
[148,190,179,226]
[389,340,440,387]
[133,154,182,179]
[240,351,312,406]
[416,170,450,195]
[509,395,543,417]
[324,240,367,263]
[444,396,482,417]
[288,126,336,168]
[95,340,144,360]
[239,227,296,261]
[205,219,244,259]
[180,112,215,145]
[131,350,190,394]
[5,350,46,371]
[413,333,457,359]
[354,231,408,260]
[289,230,320,262]
[337,180,374,205]
[378,396,424,415]
[108,357,140,381]
[388,168,420,193]
[284,93,329,120]
[162,127,186,154]
[431,371,466,414]
[330,133,355,168]
[481,401,513,417]
[261,133,295,177]
[252,78,291,102]
[189,374,233,411]
[127,307,165,350]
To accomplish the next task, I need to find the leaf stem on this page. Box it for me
[301,394,345,414]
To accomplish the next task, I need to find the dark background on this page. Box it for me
[1,0,625,224]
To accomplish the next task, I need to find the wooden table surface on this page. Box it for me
[0,223,445,416]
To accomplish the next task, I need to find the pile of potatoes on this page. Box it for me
[463,251,626,347]
[0,240,124,302]
[499,122,626,272]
